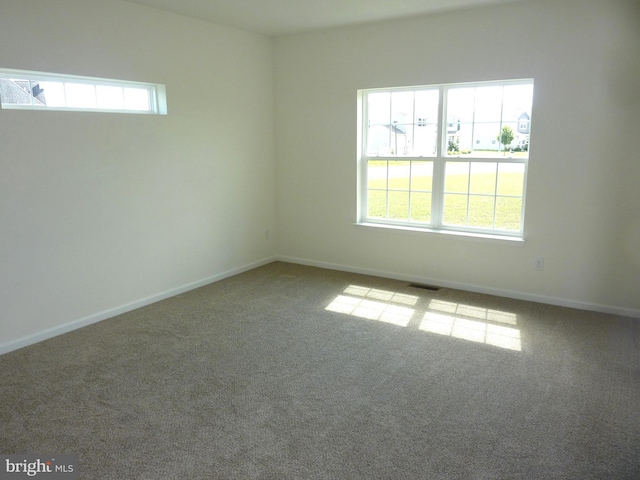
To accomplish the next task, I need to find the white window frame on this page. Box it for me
[357,79,533,240]
[0,68,167,114]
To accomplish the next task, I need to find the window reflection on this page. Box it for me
[326,286,418,327]
[419,311,521,351]
[428,299,517,325]
[325,286,522,351]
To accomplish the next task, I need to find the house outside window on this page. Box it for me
[359,79,533,238]
[517,112,530,133]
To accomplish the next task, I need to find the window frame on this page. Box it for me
[0,68,167,115]
[357,79,533,240]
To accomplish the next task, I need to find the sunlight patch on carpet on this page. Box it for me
[325,286,522,351]
[420,300,521,351]
[326,294,414,327]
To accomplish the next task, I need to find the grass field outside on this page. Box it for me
[367,160,524,230]
[447,149,528,159]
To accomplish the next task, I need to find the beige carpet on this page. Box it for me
[1,262,639,479]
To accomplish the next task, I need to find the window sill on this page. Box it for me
[354,222,526,246]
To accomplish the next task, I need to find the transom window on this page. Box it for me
[359,79,533,238]
[0,68,166,114]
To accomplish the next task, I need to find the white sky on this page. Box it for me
[368,84,533,125]
[39,81,150,110]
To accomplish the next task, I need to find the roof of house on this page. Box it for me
[0,78,45,106]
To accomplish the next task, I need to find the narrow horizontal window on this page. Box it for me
[358,79,533,239]
[0,68,166,114]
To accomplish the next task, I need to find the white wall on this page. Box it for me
[274,0,640,315]
[0,0,276,351]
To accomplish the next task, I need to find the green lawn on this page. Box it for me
[367,168,523,230]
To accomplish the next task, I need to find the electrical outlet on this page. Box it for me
[265,230,270,240]
[534,256,544,270]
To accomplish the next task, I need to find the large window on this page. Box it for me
[0,68,166,114]
[359,79,533,238]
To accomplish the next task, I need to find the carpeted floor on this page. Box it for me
[1,261,639,479]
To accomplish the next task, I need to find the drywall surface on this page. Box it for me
[274,0,640,315]
[0,0,276,349]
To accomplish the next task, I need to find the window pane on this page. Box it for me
[474,86,503,122]
[496,163,524,196]
[389,126,410,156]
[96,85,124,110]
[413,123,438,156]
[445,162,469,193]
[503,84,533,125]
[65,83,96,108]
[415,90,439,121]
[446,87,477,156]
[389,91,413,156]
[500,83,532,158]
[366,89,439,157]
[367,160,387,189]
[451,122,472,155]
[447,88,474,123]
[39,81,65,107]
[469,162,497,195]
[123,87,150,111]
[388,191,409,220]
[367,190,386,219]
[444,194,467,225]
[366,92,391,156]
[410,192,431,223]
[0,78,34,105]
[410,161,433,191]
[495,197,522,230]
[367,125,391,156]
[468,195,495,228]
[413,90,438,157]
[368,91,390,126]
[473,122,502,154]
[389,161,410,190]
[446,82,532,158]
[391,91,413,125]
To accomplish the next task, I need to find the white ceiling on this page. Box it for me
[118,0,527,36]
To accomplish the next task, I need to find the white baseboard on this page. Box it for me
[275,255,640,319]
[3,254,637,356]
[0,256,277,356]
